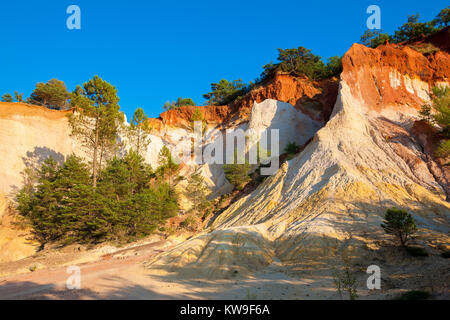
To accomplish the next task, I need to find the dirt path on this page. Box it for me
[0,240,178,299]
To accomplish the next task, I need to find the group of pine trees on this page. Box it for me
[17,76,181,245]
[360,7,449,48]
[1,79,71,109]
[202,50,342,106]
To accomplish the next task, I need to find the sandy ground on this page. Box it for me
[0,239,340,300]
[0,238,448,300]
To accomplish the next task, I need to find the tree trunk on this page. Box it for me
[92,117,99,189]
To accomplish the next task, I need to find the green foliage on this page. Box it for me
[284,141,301,156]
[361,7,449,49]
[203,79,248,106]
[322,56,343,79]
[156,146,180,184]
[332,266,358,300]
[28,79,70,109]
[16,153,177,244]
[223,150,251,191]
[392,14,437,43]
[186,171,212,214]
[1,93,13,102]
[360,29,391,48]
[126,107,151,156]
[433,7,450,28]
[397,290,430,300]
[14,91,24,102]
[260,47,342,81]
[419,104,433,124]
[381,207,417,247]
[405,246,429,257]
[163,97,195,111]
[189,107,207,133]
[409,43,440,55]
[69,75,124,188]
[361,7,449,48]
[436,139,450,157]
[419,86,450,157]
[180,215,197,231]
[430,86,450,136]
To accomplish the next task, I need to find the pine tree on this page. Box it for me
[223,149,251,191]
[186,171,211,213]
[127,107,151,156]
[28,79,70,109]
[1,93,13,102]
[156,146,179,185]
[381,208,417,247]
[69,76,124,188]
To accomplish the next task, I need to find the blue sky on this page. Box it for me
[0,0,447,119]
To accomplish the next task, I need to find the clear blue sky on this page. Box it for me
[0,0,447,119]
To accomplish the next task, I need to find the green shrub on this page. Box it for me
[397,290,430,300]
[360,30,391,48]
[284,141,301,156]
[409,43,440,55]
[163,97,195,110]
[1,93,13,102]
[223,162,251,191]
[260,47,342,82]
[441,250,450,258]
[203,79,248,106]
[381,207,417,247]
[332,266,358,300]
[181,216,197,231]
[361,7,449,48]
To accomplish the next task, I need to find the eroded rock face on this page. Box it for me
[0,103,82,195]
[147,38,450,281]
[0,194,39,263]
[248,99,321,154]
[342,42,449,113]
[232,73,338,123]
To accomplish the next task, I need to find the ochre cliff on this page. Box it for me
[149,73,338,131]
[146,32,450,297]
[342,42,449,112]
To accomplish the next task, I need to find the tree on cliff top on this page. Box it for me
[1,93,13,102]
[360,7,449,48]
[69,76,124,188]
[163,97,195,111]
[392,14,437,43]
[203,79,247,105]
[259,47,342,81]
[433,7,450,28]
[360,29,391,48]
[28,79,71,110]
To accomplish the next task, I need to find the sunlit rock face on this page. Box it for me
[147,36,450,280]
[0,103,82,195]
[248,99,321,154]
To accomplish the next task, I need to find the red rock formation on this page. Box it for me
[149,73,339,130]
[342,41,450,112]
[232,73,338,122]
[341,31,450,199]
